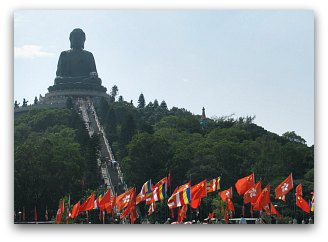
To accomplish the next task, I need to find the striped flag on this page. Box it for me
[167,186,191,209]
[207,177,221,193]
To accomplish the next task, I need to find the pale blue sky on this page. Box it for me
[14,10,314,145]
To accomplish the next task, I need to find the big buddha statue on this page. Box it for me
[48,28,106,93]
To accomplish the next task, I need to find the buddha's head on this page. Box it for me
[69,28,86,50]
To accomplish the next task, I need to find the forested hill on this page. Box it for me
[96,91,313,200]
[14,88,313,222]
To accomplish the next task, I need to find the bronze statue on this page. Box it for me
[55,28,101,85]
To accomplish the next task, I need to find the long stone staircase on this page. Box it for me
[76,97,127,196]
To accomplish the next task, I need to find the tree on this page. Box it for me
[34,96,38,105]
[118,95,124,102]
[282,131,306,145]
[110,85,119,101]
[137,93,145,108]
[153,99,159,108]
[160,100,167,109]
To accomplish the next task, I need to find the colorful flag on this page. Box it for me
[136,180,153,205]
[275,173,293,199]
[190,179,207,209]
[310,192,314,212]
[244,181,262,204]
[252,184,270,211]
[94,193,103,210]
[149,177,168,203]
[168,186,191,209]
[148,202,156,216]
[219,187,232,202]
[235,173,255,195]
[206,177,221,193]
[79,193,95,213]
[70,201,80,219]
[55,200,65,224]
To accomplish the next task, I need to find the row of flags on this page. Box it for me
[51,172,313,224]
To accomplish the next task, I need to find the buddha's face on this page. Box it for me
[70,31,85,50]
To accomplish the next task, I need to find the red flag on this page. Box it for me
[190,180,207,209]
[244,181,262,204]
[34,206,38,223]
[252,184,270,211]
[235,173,255,195]
[55,200,65,224]
[296,195,310,213]
[219,187,232,202]
[79,193,95,213]
[120,188,137,223]
[275,173,293,199]
[295,184,303,197]
[178,205,188,223]
[227,199,235,212]
[70,201,80,219]
[105,194,116,214]
[270,203,281,218]
[99,189,111,211]
[116,188,134,211]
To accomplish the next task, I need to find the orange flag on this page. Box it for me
[79,193,95,213]
[116,188,135,211]
[219,187,232,202]
[105,194,116,214]
[55,200,65,224]
[99,189,111,211]
[275,173,293,199]
[244,181,262,204]
[120,188,137,223]
[70,201,80,219]
[190,180,207,209]
[235,173,255,195]
[252,184,270,211]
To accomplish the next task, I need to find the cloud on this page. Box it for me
[14,45,55,59]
